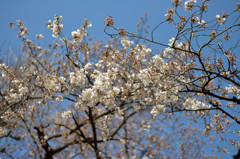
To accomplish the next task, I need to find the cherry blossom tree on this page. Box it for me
[0,0,240,158]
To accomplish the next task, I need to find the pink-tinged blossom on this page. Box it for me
[104,16,114,26]
[119,28,127,36]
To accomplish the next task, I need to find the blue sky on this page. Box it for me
[0,0,237,50]
[0,0,170,49]
[0,0,239,158]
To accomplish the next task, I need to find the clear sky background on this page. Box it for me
[0,0,239,158]
[0,0,237,51]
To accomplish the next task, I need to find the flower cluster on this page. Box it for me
[104,16,114,26]
[82,19,92,29]
[237,3,240,11]
[81,88,98,105]
[190,16,200,23]
[70,69,86,86]
[71,28,86,43]
[93,72,113,90]
[183,98,211,110]
[71,19,91,43]
[121,37,133,49]
[135,44,152,60]
[172,0,182,6]
[0,63,7,77]
[72,28,87,43]
[225,85,240,95]
[152,55,164,66]
[165,8,175,23]
[137,69,152,86]
[216,57,224,69]
[18,83,29,96]
[190,16,206,28]
[9,20,29,38]
[198,19,206,28]
[184,0,197,11]
[168,37,176,47]
[216,14,226,25]
[200,2,209,12]
[0,127,6,136]
[61,110,72,119]
[46,15,63,38]
[56,95,64,102]
[177,41,189,50]
[150,104,166,117]
[163,47,174,57]
[36,34,43,40]
[209,30,218,39]
[2,77,30,104]
[118,28,127,36]
[43,76,60,92]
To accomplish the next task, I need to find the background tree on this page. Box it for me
[0,0,240,158]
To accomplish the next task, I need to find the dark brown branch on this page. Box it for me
[34,126,54,159]
[210,102,240,125]
[88,107,101,159]
[111,112,136,138]
[123,113,130,159]
[72,115,95,149]
[233,148,240,159]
